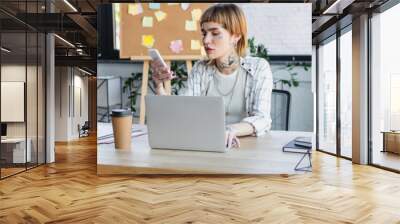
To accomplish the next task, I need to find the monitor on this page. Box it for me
[1,123,7,137]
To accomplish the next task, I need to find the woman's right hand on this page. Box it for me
[150,59,175,87]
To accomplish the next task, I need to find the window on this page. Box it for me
[370,2,400,171]
[318,36,337,155]
[339,28,352,158]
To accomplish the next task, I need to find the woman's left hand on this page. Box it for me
[225,127,240,148]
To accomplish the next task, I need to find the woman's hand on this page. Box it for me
[225,127,240,149]
[150,59,175,87]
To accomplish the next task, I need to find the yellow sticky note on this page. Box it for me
[185,20,197,31]
[142,16,153,27]
[191,40,201,50]
[142,35,155,48]
[154,10,167,22]
[128,3,142,16]
[191,9,202,21]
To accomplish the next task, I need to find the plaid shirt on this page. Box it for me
[181,56,273,136]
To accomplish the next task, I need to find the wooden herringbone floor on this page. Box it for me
[1,135,400,224]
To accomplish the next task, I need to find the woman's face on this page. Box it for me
[201,22,239,60]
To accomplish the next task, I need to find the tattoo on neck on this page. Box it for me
[217,53,239,72]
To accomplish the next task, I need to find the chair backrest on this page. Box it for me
[271,89,291,131]
[82,121,90,129]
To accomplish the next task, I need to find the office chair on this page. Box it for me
[271,89,291,131]
[78,121,90,138]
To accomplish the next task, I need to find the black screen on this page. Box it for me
[1,123,7,137]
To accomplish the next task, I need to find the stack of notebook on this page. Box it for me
[282,137,312,153]
[294,137,312,148]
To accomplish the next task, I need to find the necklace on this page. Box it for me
[213,70,239,117]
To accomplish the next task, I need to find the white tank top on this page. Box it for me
[207,68,246,125]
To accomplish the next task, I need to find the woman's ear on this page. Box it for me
[232,34,241,45]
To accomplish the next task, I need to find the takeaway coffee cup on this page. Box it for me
[111,109,132,150]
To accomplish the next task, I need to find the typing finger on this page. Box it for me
[233,137,240,148]
[228,133,235,149]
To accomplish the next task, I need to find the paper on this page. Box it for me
[191,9,202,21]
[149,3,160,10]
[142,35,155,48]
[169,40,184,54]
[154,10,167,22]
[191,40,201,50]
[128,3,143,16]
[181,3,190,11]
[142,16,153,27]
[167,3,179,6]
[185,20,197,31]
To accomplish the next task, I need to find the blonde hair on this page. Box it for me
[200,3,248,57]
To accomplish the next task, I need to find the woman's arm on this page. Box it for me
[150,60,174,95]
[155,82,167,95]
[227,122,254,137]
[241,58,273,136]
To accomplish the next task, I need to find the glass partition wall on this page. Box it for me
[0,2,46,179]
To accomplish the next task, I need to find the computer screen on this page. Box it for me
[1,123,7,137]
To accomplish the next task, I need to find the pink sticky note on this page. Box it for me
[169,40,184,54]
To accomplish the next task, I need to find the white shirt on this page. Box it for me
[206,68,246,124]
[181,57,273,136]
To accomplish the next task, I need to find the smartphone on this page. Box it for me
[148,48,167,67]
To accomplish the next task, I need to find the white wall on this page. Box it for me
[239,3,312,55]
[272,64,313,131]
[55,67,89,141]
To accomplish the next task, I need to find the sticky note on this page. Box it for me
[191,9,202,21]
[149,3,160,10]
[170,40,183,54]
[142,16,153,27]
[191,40,201,50]
[128,3,143,16]
[181,3,190,11]
[185,20,197,31]
[142,35,155,48]
[154,10,167,22]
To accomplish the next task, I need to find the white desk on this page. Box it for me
[1,138,31,163]
[97,123,313,175]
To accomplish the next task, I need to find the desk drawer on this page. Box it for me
[0,140,31,164]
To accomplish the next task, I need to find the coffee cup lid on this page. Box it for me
[111,109,132,117]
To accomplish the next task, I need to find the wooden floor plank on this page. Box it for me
[0,135,400,223]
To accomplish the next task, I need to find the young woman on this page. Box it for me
[151,3,273,148]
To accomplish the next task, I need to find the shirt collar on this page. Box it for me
[239,57,255,77]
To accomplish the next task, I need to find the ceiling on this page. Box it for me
[0,0,101,73]
[0,0,394,73]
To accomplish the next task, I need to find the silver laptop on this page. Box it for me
[145,95,227,152]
